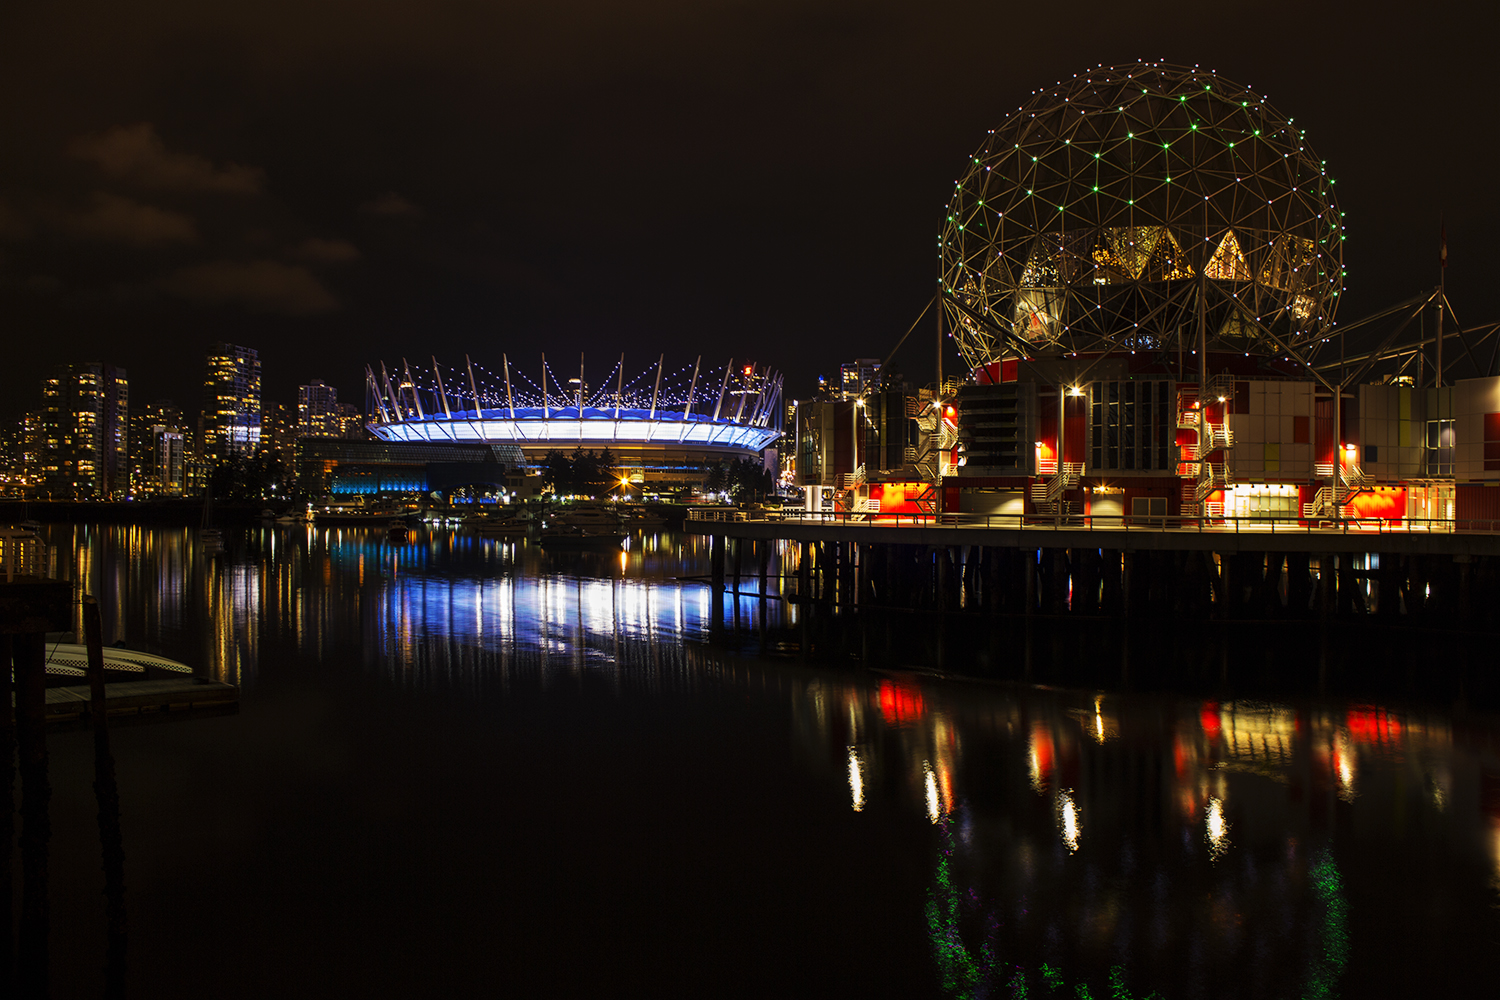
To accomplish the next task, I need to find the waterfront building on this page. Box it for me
[826,62,1498,527]
[794,364,921,511]
[297,380,341,438]
[201,343,261,462]
[296,439,528,498]
[364,355,783,496]
[38,362,129,499]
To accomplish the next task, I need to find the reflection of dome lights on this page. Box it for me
[1335,731,1357,802]
[924,761,942,823]
[847,746,865,812]
[1206,797,1230,860]
[1058,788,1081,853]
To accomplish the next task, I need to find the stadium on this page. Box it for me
[364,354,784,494]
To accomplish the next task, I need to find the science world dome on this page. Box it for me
[939,62,1344,372]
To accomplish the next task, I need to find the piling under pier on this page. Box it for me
[690,520,1500,625]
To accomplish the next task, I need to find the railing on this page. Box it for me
[1339,464,1371,493]
[0,528,49,582]
[1046,462,1084,503]
[684,508,1483,535]
[1195,462,1231,503]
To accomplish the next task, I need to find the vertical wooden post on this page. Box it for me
[15,629,49,998]
[758,541,768,600]
[0,634,13,986]
[1023,548,1037,615]
[85,597,127,999]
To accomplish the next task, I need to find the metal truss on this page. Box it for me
[939,63,1344,373]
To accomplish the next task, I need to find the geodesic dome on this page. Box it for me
[939,63,1344,372]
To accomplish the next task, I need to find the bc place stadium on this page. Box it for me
[324,353,785,497]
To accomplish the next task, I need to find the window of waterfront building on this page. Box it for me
[1425,419,1454,476]
[1091,380,1172,472]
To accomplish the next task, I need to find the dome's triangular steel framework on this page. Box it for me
[939,62,1345,374]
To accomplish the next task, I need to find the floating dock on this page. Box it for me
[41,678,239,731]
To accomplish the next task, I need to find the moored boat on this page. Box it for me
[540,503,626,547]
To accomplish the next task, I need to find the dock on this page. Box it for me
[40,677,239,731]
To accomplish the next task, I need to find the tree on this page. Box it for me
[540,449,574,495]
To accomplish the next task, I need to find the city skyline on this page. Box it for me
[2,5,1497,419]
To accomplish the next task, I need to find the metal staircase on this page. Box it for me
[1177,378,1234,516]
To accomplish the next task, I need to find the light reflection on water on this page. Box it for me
[35,523,1500,998]
[45,523,795,687]
[793,662,1500,998]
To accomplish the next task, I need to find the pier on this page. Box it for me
[688,512,1500,624]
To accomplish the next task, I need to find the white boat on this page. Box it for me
[468,506,535,536]
[39,644,194,679]
[540,504,626,547]
[619,504,668,528]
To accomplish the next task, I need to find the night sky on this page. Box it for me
[2,1,1495,417]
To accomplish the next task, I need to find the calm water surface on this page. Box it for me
[33,524,1500,998]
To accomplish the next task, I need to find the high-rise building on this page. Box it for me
[335,403,366,440]
[0,416,24,494]
[130,401,191,496]
[297,381,340,438]
[39,362,130,499]
[261,401,297,472]
[202,343,261,462]
[840,359,883,398]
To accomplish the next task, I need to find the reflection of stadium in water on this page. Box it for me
[43,524,798,688]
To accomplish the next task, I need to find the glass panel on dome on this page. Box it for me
[1217,309,1259,341]
[1140,228,1194,281]
[1013,288,1061,345]
[1257,235,1319,293]
[1103,226,1166,279]
[1019,235,1063,287]
[1205,230,1252,281]
[1088,231,1131,285]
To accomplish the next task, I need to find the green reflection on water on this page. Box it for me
[1304,849,1349,1000]
[928,822,1345,1000]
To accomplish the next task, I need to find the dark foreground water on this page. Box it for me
[27,524,1500,998]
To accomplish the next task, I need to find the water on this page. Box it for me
[27,524,1500,997]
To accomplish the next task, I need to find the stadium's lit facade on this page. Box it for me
[365,355,784,492]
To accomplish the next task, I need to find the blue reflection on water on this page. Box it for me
[43,523,792,686]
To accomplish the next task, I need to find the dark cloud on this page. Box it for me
[360,192,425,219]
[70,123,264,195]
[57,191,197,246]
[157,259,338,315]
[286,236,361,263]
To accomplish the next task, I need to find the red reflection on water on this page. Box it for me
[1346,705,1401,744]
[878,680,925,725]
[1200,701,1222,739]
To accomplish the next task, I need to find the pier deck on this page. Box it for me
[40,677,239,731]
